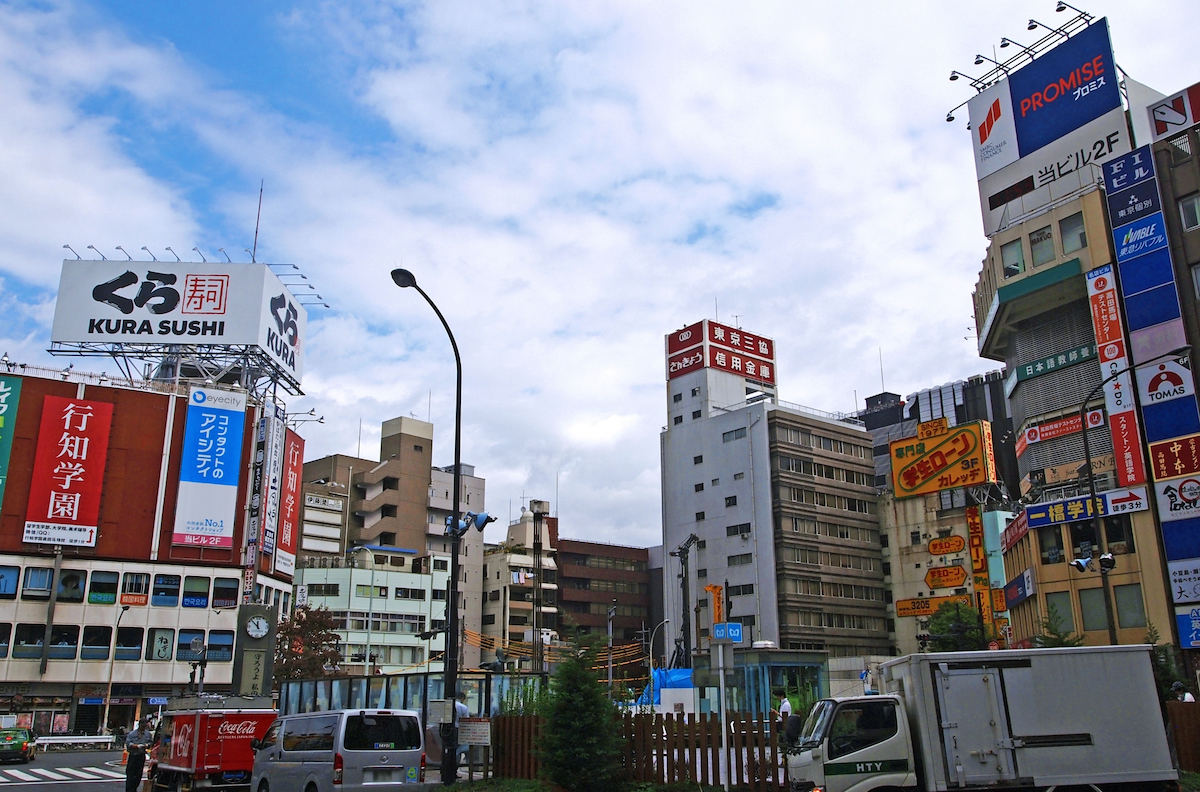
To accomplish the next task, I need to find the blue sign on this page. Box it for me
[1009,19,1120,157]
[1107,182,1162,228]
[1003,569,1035,609]
[712,622,743,642]
[180,390,246,485]
[1103,145,1156,194]
[1113,212,1169,264]
[149,697,169,706]
[1177,607,1200,649]
[1118,246,1175,297]
[80,697,104,705]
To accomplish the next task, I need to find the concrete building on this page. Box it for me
[661,320,888,663]
[556,538,650,642]
[299,416,485,669]
[480,505,558,671]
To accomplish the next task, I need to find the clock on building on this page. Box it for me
[246,615,270,639]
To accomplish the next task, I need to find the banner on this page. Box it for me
[1024,486,1148,528]
[890,420,997,498]
[273,429,304,577]
[172,387,247,548]
[260,404,286,557]
[244,412,268,599]
[0,376,22,510]
[23,395,114,546]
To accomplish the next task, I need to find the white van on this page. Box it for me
[250,709,425,791]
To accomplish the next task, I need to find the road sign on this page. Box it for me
[925,565,968,589]
[712,622,743,643]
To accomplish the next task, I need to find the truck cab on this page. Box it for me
[787,696,917,792]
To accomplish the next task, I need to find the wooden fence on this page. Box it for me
[492,713,788,790]
[1168,701,1200,772]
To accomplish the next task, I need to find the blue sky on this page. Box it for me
[3,0,1200,545]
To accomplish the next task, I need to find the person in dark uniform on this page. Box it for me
[125,717,154,792]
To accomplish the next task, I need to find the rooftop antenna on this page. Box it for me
[357,417,362,458]
[715,297,719,323]
[428,390,432,423]
[251,180,264,264]
[555,471,559,518]
[878,347,886,391]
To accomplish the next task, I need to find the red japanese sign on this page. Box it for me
[1087,265,1146,487]
[273,429,304,577]
[1112,411,1148,484]
[967,505,988,575]
[23,395,114,547]
[666,321,704,354]
[1000,510,1030,553]
[707,345,776,384]
[707,320,775,360]
[1150,432,1200,481]
[667,347,706,380]
[1016,409,1104,458]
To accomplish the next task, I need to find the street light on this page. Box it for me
[647,619,670,710]
[102,605,131,734]
[1078,345,1189,645]
[391,267,464,787]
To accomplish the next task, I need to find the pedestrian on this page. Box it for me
[770,688,791,731]
[454,691,470,776]
[1173,681,1196,702]
[125,716,154,792]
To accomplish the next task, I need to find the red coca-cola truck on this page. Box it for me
[150,695,276,792]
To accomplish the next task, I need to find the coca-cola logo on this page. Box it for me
[217,720,260,737]
[173,724,193,759]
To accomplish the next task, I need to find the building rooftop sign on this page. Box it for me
[665,319,776,386]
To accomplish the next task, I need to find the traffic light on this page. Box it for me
[1098,553,1116,572]
[916,633,930,648]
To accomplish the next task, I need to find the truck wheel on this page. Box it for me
[258,782,270,792]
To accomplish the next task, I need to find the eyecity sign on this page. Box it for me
[51,261,307,384]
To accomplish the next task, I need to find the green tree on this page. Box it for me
[927,601,987,652]
[273,605,343,684]
[1032,603,1084,647]
[536,632,624,792]
[1144,622,1186,722]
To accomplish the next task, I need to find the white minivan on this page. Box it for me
[250,709,425,791]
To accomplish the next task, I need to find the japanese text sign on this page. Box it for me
[925,565,968,590]
[1087,265,1147,486]
[172,387,247,548]
[707,345,774,385]
[23,395,114,546]
[1024,486,1147,528]
[664,319,776,385]
[273,429,304,577]
[928,535,965,555]
[0,375,22,511]
[1000,510,1030,553]
[1151,433,1200,481]
[967,506,988,575]
[891,420,996,499]
[1169,558,1200,605]
[894,595,970,618]
[1003,568,1036,609]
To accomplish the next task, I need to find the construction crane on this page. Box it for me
[668,533,699,668]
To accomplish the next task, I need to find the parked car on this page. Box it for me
[0,728,37,763]
[251,709,425,791]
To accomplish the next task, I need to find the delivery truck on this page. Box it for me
[785,645,1176,792]
[150,695,276,792]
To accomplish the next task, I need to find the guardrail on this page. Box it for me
[35,735,117,751]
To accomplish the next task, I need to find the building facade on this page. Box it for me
[480,505,558,671]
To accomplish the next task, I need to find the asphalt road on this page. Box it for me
[0,749,129,791]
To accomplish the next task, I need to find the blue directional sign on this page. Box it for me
[713,622,743,642]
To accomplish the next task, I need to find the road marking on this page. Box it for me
[59,767,104,778]
[87,766,128,778]
[1,769,38,781]
[29,768,71,780]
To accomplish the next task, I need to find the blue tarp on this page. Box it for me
[635,668,693,706]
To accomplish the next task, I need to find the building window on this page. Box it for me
[692,387,700,397]
[725,496,737,507]
[695,482,704,492]
[356,585,387,598]
[1105,514,1135,555]
[0,624,9,658]
[1029,225,1055,267]
[694,455,703,464]
[1181,194,1200,231]
[22,568,53,600]
[432,589,447,600]
[723,427,747,442]
[433,559,449,571]
[146,628,175,661]
[879,534,889,548]
[726,523,752,537]
[47,625,78,659]
[182,577,210,608]
[1001,238,1025,278]
[697,597,708,608]
[307,583,339,598]
[122,573,150,603]
[674,416,683,425]
[208,631,235,662]
[695,511,706,521]
[0,567,16,601]
[115,627,143,661]
[1114,583,1147,629]
[81,626,112,660]
[177,630,206,661]
[482,614,496,626]
[673,393,683,403]
[733,472,744,480]
[57,570,86,604]
[88,571,119,604]
[692,410,702,420]
[882,562,891,575]
[151,575,181,607]
[728,553,752,566]
[1060,212,1087,254]
[1038,525,1065,564]
[213,578,241,608]
[910,531,921,546]
[697,568,707,579]
[488,590,501,601]
[414,444,423,452]
[1078,588,1108,632]
[697,540,706,549]
[727,583,754,596]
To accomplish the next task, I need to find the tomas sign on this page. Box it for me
[891,420,997,499]
[51,261,306,385]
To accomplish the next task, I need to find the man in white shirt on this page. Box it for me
[1173,681,1196,702]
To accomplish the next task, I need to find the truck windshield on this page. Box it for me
[799,700,835,744]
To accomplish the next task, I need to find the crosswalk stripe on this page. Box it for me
[1,770,37,781]
[59,767,103,779]
[29,768,70,780]
[87,766,129,778]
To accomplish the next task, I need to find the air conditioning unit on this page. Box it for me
[319,557,329,568]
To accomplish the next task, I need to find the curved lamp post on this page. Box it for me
[647,618,670,710]
[1078,345,1189,645]
[102,605,131,734]
[391,268,463,786]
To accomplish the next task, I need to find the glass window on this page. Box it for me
[178,629,206,661]
[1181,194,1200,232]
[1060,212,1087,254]
[282,715,337,753]
[1045,591,1075,633]
[0,623,9,658]
[122,573,150,604]
[88,571,119,604]
[1114,583,1147,629]
[81,626,112,660]
[725,495,737,507]
[343,713,422,751]
[22,568,53,600]
[1001,239,1025,278]
[213,578,240,609]
[1069,520,1098,561]
[0,566,18,600]
[827,700,898,759]
[13,624,45,658]
[673,393,682,403]
[48,625,79,659]
[116,627,143,661]
[1104,514,1135,555]
[152,575,181,607]
[1079,588,1108,632]
[1030,225,1055,266]
[57,570,86,604]
[1038,526,1065,564]
[182,577,210,608]
[146,628,174,661]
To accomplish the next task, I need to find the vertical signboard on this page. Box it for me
[259,404,286,558]
[23,395,114,546]
[172,387,247,547]
[0,376,22,510]
[273,429,304,577]
[1086,265,1148,486]
[244,411,268,601]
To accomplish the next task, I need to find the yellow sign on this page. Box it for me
[895,594,971,618]
[891,421,997,499]
[977,588,994,625]
[967,506,988,575]
[928,535,965,555]
[991,588,1007,613]
[925,565,968,589]
[919,418,950,439]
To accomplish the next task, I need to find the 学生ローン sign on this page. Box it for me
[891,421,996,499]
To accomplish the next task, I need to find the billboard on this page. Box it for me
[1147,83,1200,142]
[51,261,306,384]
[1023,486,1148,528]
[890,420,996,498]
[172,387,248,548]
[1003,568,1036,609]
[967,19,1127,236]
[664,319,776,385]
[259,404,286,558]
[0,376,22,510]
[1015,409,1104,457]
[894,594,970,618]
[23,395,114,546]
[273,429,304,577]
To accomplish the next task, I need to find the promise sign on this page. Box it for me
[23,396,114,546]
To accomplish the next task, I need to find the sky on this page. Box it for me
[2,0,1199,548]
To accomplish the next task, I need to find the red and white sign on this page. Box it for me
[666,321,704,354]
[1148,83,1200,142]
[273,429,304,577]
[1000,510,1029,554]
[1016,410,1104,457]
[707,320,775,360]
[23,395,114,547]
[1137,358,1195,406]
[667,348,706,380]
[664,319,777,384]
[708,345,775,385]
[1087,265,1147,487]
